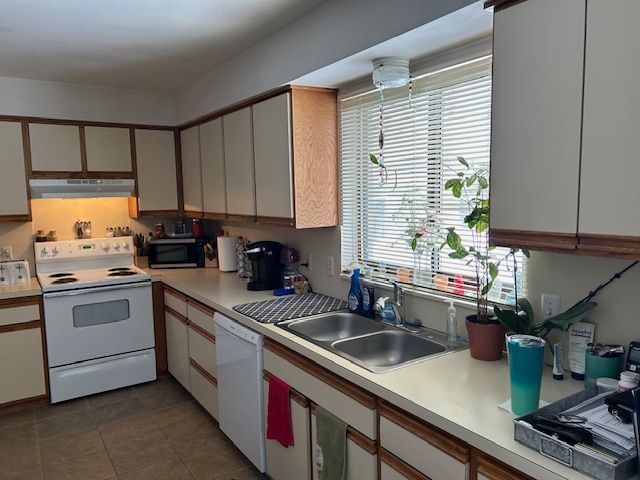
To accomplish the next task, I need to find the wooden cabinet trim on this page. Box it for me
[186,298,215,317]
[190,358,217,387]
[152,282,167,373]
[577,234,640,259]
[164,286,188,302]
[310,401,378,454]
[0,319,41,334]
[257,216,295,227]
[203,212,227,221]
[0,295,41,310]
[165,305,188,325]
[263,370,309,408]
[0,114,174,131]
[189,321,216,344]
[484,0,527,11]
[471,450,534,480]
[184,210,204,219]
[79,126,88,175]
[264,338,376,410]
[490,228,577,252]
[225,214,257,224]
[380,448,432,480]
[174,129,185,216]
[380,401,469,463]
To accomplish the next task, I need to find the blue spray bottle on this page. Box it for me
[348,268,363,313]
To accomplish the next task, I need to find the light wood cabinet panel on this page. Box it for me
[0,302,40,327]
[188,326,216,378]
[264,377,312,480]
[186,300,215,336]
[165,310,190,391]
[190,363,218,420]
[489,0,585,249]
[223,107,255,218]
[0,121,29,219]
[0,327,46,405]
[29,123,82,172]
[180,126,203,215]
[578,0,640,254]
[164,288,187,317]
[253,93,294,220]
[379,403,469,480]
[84,126,132,173]
[134,129,178,213]
[200,118,227,217]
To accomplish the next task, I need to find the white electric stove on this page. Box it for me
[36,237,156,403]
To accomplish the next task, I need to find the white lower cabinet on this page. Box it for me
[165,310,190,391]
[380,452,430,480]
[190,364,218,419]
[379,403,469,480]
[263,376,312,480]
[310,409,377,480]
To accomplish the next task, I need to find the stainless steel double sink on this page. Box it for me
[277,312,466,373]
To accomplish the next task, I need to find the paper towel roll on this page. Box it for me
[217,236,239,272]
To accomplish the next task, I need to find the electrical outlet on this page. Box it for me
[301,253,311,271]
[1,246,13,262]
[541,293,561,319]
[326,256,334,276]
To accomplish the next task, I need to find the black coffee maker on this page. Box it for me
[245,241,284,291]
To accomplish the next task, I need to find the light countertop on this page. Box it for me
[0,277,42,300]
[149,268,617,480]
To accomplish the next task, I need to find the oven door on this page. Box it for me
[148,239,199,268]
[43,282,154,367]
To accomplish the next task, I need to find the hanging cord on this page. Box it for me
[377,82,387,186]
[570,261,639,308]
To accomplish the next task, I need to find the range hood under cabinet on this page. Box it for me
[29,179,135,199]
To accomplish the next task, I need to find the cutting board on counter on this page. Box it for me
[233,293,347,324]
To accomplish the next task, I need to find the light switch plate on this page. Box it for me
[326,256,334,276]
[541,293,561,319]
[1,245,13,262]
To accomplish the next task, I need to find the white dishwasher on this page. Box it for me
[214,313,266,472]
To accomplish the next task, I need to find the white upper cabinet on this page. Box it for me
[223,107,255,217]
[29,123,82,172]
[134,129,178,213]
[579,0,640,238]
[200,118,226,217]
[0,121,29,219]
[253,93,294,219]
[180,126,203,214]
[84,126,132,173]
[489,0,585,238]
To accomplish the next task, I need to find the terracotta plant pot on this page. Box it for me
[465,315,506,361]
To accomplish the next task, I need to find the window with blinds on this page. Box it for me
[340,56,524,304]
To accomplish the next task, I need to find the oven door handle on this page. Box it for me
[44,281,151,298]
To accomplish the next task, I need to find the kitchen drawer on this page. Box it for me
[0,327,46,404]
[164,287,187,317]
[379,402,469,480]
[264,339,377,439]
[311,406,377,480]
[190,361,218,420]
[472,451,533,480]
[380,449,430,480]
[263,374,312,480]
[188,324,216,378]
[187,300,215,336]
[0,299,40,327]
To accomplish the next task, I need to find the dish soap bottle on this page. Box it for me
[446,300,457,348]
[361,272,375,318]
[348,268,363,313]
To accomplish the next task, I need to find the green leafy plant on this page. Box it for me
[494,298,597,337]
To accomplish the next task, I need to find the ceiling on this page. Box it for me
[0,0,325,91]
[294,2,492,88]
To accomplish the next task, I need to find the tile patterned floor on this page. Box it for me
[0,377,268,480]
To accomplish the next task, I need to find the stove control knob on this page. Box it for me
[51,246,59,256]
[121,242,129,250]
[40,247,48,256]
[101,242,110,252]
[113,243,120,251]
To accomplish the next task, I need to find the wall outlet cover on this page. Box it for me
[326,256,334,276]
[1,246,13,262]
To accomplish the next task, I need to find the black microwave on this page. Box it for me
[148,238,206,268]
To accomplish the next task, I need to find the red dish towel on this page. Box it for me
[266,375,294,447]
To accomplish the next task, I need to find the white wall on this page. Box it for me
[0,76,175,125]
[175,0,476,123]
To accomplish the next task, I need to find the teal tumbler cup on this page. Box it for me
[508,335,546,415]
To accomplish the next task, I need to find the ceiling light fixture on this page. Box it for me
[372,57,410,89]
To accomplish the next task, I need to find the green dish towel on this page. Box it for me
[316,405,347,480]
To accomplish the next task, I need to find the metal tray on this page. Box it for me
[514,387,638,480]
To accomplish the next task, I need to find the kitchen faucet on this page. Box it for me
[390,281,405,327]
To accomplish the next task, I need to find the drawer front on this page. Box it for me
[0,327,46,404]
[380,413,468,480]
[264,343,376,439]
[164,289,187,317]
[311,411,377,480]
[0,303,40,327]
[166,311,190,391]
[190,364,218,419]
[188,326,216,378]
[264,379,312,480]
[187,301,215,336]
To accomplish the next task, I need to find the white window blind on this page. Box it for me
[341,56,524,303]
